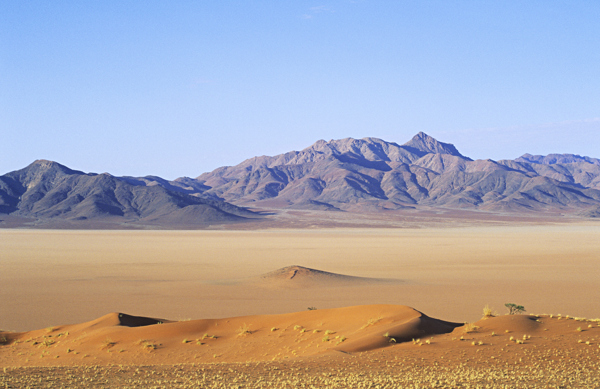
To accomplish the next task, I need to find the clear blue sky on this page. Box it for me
[2,1,599,179]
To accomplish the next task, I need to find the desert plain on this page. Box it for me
[2,221,600,387]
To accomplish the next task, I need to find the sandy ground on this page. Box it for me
[1,225,600,387]
[2,306,600,387]
[1,225,600,333]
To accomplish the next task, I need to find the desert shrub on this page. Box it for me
[237,324,252,336]
[482,304,496,318]
[138,340,157,352]
[463,323,479,333]
[505,303,526,315]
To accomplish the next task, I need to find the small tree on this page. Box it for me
[505,303,526,315]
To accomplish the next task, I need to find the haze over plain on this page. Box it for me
[2,1,600,178]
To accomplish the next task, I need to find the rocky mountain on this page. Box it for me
[516,153,600,166]
[3,132,600,227]
[192,132,600,214]
[0,160,255,227]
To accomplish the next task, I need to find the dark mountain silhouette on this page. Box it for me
[0,160,255,227]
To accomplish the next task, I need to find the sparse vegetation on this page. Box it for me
[463,323,479,333]
[41,339,55,347]
[505,303,526,315]
[137,340,158,352]
[237,324,252,336]
[361,317,383,329]
[482,304,495,318]
[101,339,116,350]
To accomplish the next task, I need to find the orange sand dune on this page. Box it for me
[0,305,461,366]
[2,305,600,387]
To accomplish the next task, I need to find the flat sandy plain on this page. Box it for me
[2,223,600,387]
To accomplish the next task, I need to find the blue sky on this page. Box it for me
[2,1,599,179]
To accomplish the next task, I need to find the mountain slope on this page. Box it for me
[192,133,600,214]
[0,160,255,227]
[3,132,600,226]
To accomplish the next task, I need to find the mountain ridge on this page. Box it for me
[0,160,256,227]
[193,133,600,214]
[2,132,600,227]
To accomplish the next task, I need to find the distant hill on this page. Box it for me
[515,153,600,166]
[3,132,600,227]
[0,160,256,227]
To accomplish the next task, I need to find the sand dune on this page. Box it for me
[0,305,460,366]
[2,226,600,333]
[2,304,600,388]
[254,265,401,288]
[2,226,600,386]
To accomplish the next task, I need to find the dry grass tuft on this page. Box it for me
[41,339,55,348]
[137,340,158,352]
[482,304,496,318]
[463,323,479,333]
[361,317,383,329]
[101,339,116,350]
[237,324,252,337]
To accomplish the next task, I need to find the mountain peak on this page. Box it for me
[27,159,82,175]
[403,132,467,158]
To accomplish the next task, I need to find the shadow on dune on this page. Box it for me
[116,313,166,327]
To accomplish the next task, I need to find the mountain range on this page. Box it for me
[2,132,600,227]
